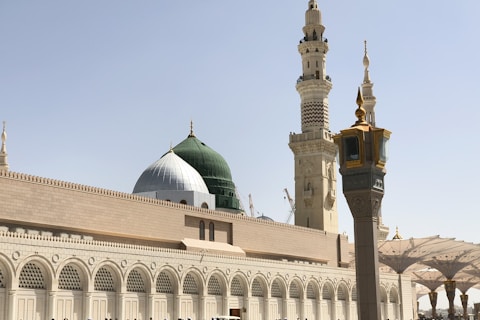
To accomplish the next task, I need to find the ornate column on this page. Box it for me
[334,89,391,320]
[444,280,456,320]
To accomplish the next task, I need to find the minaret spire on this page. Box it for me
[361,40,377,127]
[289,1,338,233]
[0,121,9,171]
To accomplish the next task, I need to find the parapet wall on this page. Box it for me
[0,170,350,265]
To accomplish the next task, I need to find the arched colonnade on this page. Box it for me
[0,255,400,320]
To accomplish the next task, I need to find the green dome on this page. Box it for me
[173,133,240,211]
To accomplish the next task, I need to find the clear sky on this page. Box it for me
[1,0,479,311]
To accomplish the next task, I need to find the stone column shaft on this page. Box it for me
[352,215,381,320]
[429,291,438,319]
[444,280,456,320]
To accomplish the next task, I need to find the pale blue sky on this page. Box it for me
[1,0,479,310]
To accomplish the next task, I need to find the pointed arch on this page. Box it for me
[336,281,349,301]
[55,257,90,284]
[306,279,320,300]
[351,284,358,301]
[155,265,180,294]
[389,286,399,303]
[0,253,14,290]
[251,275,267,298]
[270,277,286,298]
[17,256,54,290]
[125,263,153,293]
[230,272,248,297]
[207,272,226,296]
[58,263,84,291]
[379,285,388,303]
[93,263,121,292]
[288,278,303,299]
[182,269,204,295]
[321,280,334,300]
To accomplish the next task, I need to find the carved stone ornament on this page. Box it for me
[345,192,383,219]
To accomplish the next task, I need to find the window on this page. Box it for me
[209,222,215,241]
[199,221,205,240]
[344,136,359,161]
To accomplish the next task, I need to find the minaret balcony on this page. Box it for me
[296,74,331,83]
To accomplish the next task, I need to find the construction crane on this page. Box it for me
[248,194,255,217]
[284,188,295,223]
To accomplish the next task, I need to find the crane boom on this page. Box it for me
[284,188,295,223]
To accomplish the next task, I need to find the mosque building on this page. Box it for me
[0,1,416,320]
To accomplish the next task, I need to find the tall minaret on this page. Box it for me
[289,0,338,233]
[0,121,9,171]
[361,40,376,127]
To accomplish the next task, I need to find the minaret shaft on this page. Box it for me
[289,0,338,233]
[0,121,9,172]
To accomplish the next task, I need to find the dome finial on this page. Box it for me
[353,88,368,126]
[0,121,9,171]
[189,120,196,138]
[392,226,403,240]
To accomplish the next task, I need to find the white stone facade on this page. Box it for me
[0,229,405,320]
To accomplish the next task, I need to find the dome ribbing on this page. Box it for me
[173,134,240,211]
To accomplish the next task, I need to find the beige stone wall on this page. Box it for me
[0,171,412,320]
[0,171,349,265]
